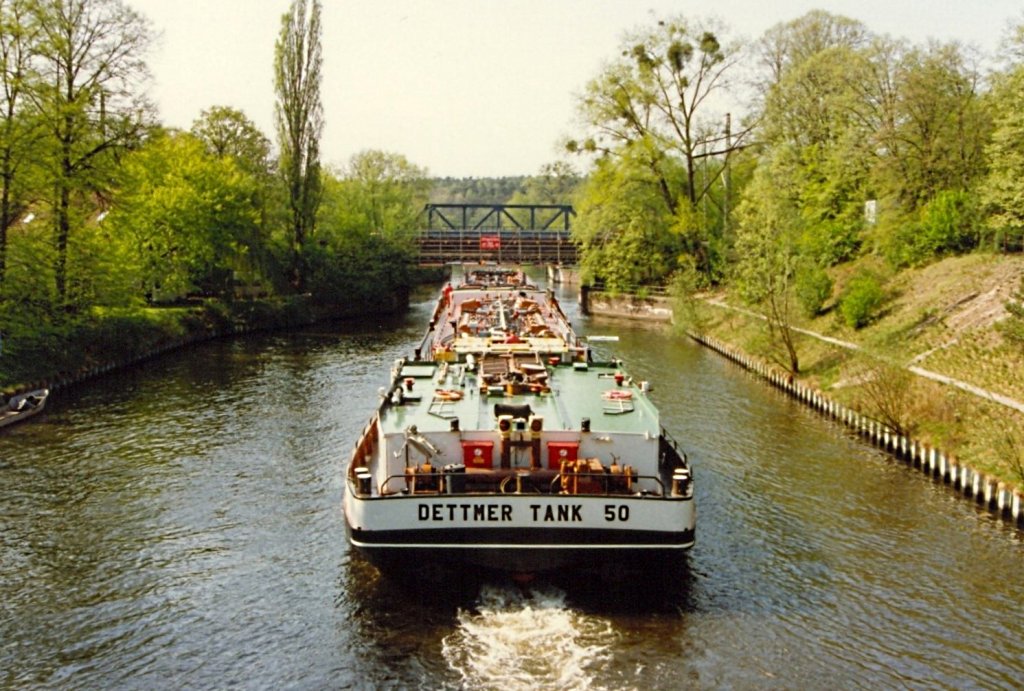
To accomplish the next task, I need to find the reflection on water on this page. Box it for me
[1,278,1023,689]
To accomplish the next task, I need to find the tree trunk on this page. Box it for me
[55,142,72,305]
[769,290,800,375]
[0,167,10,287]
[55,183,69,304]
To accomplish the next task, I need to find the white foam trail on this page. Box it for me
[442,584,617,690]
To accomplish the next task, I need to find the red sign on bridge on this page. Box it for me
[479,235,501,250]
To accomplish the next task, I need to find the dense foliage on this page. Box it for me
[5,2,1024,388]
[568,16,748,285]
[567,9,1024,371]
[429,176,528,204]
[0,0,436,388]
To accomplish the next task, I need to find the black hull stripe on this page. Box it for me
[349,527,695,547]
[350,542,694,574]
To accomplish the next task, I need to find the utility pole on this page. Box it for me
[724,112,732,234]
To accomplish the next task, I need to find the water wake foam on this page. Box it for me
[442,583,616,690]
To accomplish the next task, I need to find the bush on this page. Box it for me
[998,276,1024,345]
[669,257,708,333]
[853,358,918,436]
[882,190,979,267]
[839,272,885,329]
[795,264,833,317]
[800,217,861,266]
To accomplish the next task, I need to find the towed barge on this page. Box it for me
[343,268,694,577]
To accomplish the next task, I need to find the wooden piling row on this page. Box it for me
[690,332,1024,529]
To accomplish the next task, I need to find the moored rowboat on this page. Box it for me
[0,389,49,429]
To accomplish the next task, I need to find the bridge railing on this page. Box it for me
[424,203,575,232]
[414,227,577,266]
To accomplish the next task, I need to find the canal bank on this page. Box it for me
[0,288,413,402]
[580,286,1024,530]
[578,283,673,321]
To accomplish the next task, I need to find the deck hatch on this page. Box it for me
[400,364,437,378]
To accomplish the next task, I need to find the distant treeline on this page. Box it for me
[429,177,529,204]
[429,165,581,206]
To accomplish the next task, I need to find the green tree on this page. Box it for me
[754,10,868,90]
[274,0,322,291]
[570,15,746,214]
[981,63,1024,251]
[0,0,40,288]
[29,0,153,307]
[839,271,885,329]
[568,15,754,286]
[309,155,426,306]
[572,150,678,291]
[758,34,872,266]
[882,189,981,266]
[191,105,273,178]
[871,41,989,211]
[106,132,260,301]
[338,149,429,242]
[192,106,278,285]
[511,162,579,205]
[794,261,833,317]
[505,162,581,229]
[733,154,803,374]
[755,14,989,268]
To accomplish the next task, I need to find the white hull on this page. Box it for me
[344,489,695,573]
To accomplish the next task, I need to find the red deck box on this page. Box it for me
[547,441,580,470]
[461,440,494,469]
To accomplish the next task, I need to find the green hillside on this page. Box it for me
[693,254,1024,489]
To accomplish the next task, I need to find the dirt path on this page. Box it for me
[704,297,1024,415]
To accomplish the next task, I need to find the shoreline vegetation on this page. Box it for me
[584,253,1024,494]
[688,255,1024,494]
[559,10,1024,508]
[0,290,410,400]
[585,253,1024,521]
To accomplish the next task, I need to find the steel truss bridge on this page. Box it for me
[415,203,577,265]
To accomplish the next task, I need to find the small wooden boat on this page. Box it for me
[0,389,49,429]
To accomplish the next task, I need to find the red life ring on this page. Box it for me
[434,389,463,401]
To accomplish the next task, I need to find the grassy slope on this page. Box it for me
[692,253,1024,489]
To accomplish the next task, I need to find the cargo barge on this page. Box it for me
[343,268,695,577]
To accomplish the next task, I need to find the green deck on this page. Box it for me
[385,361,661,436]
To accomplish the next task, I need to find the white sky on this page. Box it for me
[127,0,1023,177]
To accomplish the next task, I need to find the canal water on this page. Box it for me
[2,284,1023,689]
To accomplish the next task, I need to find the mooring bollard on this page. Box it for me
[997,483,1010,515]
[971,471,983,501]
[984,477,997,508]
